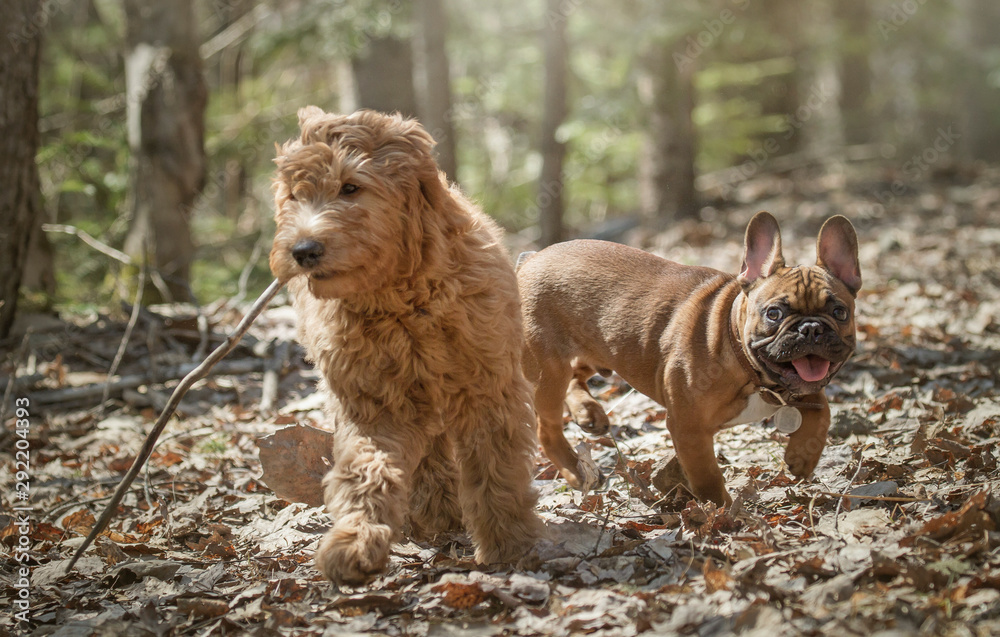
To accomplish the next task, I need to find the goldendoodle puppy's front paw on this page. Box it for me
[315,514,393,585]
[472,513,544,565]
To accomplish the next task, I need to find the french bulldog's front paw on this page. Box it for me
[315,513,392,585]
[784,435,825,479]
[558,443,605,492]
[692,484,732,509]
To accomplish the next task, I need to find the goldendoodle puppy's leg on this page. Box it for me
[316,420,425,585]
[453,396,544,564]
[407,432,462,539]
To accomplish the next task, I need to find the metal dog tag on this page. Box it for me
[773,406,802,434]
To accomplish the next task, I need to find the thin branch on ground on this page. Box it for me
[43,223,132,265]
[30,359,264,406]
[834,444,871,536]
[101,263,147,416]
[65,278,285,574]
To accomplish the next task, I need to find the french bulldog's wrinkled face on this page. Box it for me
[745,264,857,394]
[737,212,862,396]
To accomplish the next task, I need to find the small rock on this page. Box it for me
[650,451,688,496]
[849,480,899,505]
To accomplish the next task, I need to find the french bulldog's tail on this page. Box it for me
[515,251,537,272]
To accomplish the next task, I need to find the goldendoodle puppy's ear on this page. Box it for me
[276,108,321,162]
[374,114,454,212]
[273,139,299,164]
[297,105,326,129]
[409,140,465,228]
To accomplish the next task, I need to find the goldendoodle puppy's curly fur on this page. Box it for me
[269,107,543,585]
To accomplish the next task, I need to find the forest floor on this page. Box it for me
[2,160,1000,636]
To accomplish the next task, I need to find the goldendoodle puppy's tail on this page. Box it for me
[515,251,537,272]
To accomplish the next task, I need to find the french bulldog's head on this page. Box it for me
[736,211,861,396]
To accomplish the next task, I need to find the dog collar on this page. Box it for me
[728,296,771,388]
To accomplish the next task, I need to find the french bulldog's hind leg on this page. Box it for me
[565,361,611,435]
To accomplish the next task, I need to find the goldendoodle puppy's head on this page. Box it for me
[269,107,458,299]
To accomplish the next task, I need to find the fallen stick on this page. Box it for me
[65,278,284,574]
[43,223,132,265]
[30,359,263,406]
[816,491,930,503]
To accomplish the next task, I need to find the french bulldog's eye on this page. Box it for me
[833,306,849,322]
[766,307,783,322]
[341,183,360,195]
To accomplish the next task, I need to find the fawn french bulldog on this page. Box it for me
[518,211,861,506]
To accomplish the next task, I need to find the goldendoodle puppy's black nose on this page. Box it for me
[292,239,324,268]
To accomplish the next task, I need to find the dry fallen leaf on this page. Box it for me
[702,559,734,593]
[902,490,998,547]
[434,580,491,609]
[256,424,334,506]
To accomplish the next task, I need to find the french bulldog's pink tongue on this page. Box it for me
[791,356,830,382]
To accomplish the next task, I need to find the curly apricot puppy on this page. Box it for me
[269,107,543,585]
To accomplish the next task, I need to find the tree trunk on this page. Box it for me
[537,0,568,247]
[796,2,843,157]
[213,0,254,221]
[0,0,43,338]
[413,0,457,180]
[22,214,55,302]
[835,0,873,146]
[351,35,418,119]
[745,0,804,157]
[123,0,207,303]
[958,0,1000,162]
[638,38,697,223]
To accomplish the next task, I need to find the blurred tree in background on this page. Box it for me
[5,0,999,317]
[537,0,569,246]
[0,0,44,339]
[122,0,207,303]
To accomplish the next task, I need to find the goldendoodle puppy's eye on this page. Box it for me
[341,183,360,195]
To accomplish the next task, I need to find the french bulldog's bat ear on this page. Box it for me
[738,211,784,287]
[816,215,862,295]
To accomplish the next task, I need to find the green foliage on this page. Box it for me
[35,0,1000,310]
[37,2,129,308]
